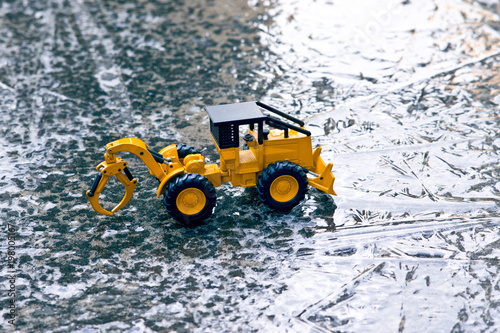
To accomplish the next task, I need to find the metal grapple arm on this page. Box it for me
[86,137,170,216]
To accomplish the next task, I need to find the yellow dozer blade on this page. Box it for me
[307,147,336,195]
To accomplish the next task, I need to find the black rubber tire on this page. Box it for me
[176,143,199,159]
[163,173,216,224]
[257,161,308,212]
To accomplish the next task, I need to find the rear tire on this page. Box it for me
[163,173,216,225]
[257,161,308,212]
[176,143,199,159]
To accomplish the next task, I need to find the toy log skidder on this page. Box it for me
[86,101,336,224]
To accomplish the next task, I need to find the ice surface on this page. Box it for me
[0,0,499,332]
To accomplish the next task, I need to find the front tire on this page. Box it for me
[176,143,199,159]
[163,173,216,224]
[257,161,308,212]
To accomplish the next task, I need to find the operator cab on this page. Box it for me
[205,101,313,176]
[205,101,311,150]
[205,101,267,149]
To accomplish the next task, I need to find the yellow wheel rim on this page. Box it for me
[270,175,299,202]
[176,188,206,215]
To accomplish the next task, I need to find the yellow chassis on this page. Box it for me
[86,135,335,217]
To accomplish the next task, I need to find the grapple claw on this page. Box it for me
[86,157,138,216]
[111,172,138,213]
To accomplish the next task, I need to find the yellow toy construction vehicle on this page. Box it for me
[86,101,336,224]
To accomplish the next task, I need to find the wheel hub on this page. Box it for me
[177,188,206,215]
[184,193,198,206]
[276,180,291,194]
[270,175,299,202]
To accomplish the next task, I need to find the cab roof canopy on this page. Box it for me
[205,101,267,125]
[205,101,266,149]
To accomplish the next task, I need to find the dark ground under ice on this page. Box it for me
[1,0,500,332]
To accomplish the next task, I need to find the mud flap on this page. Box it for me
[157,168,184,198]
